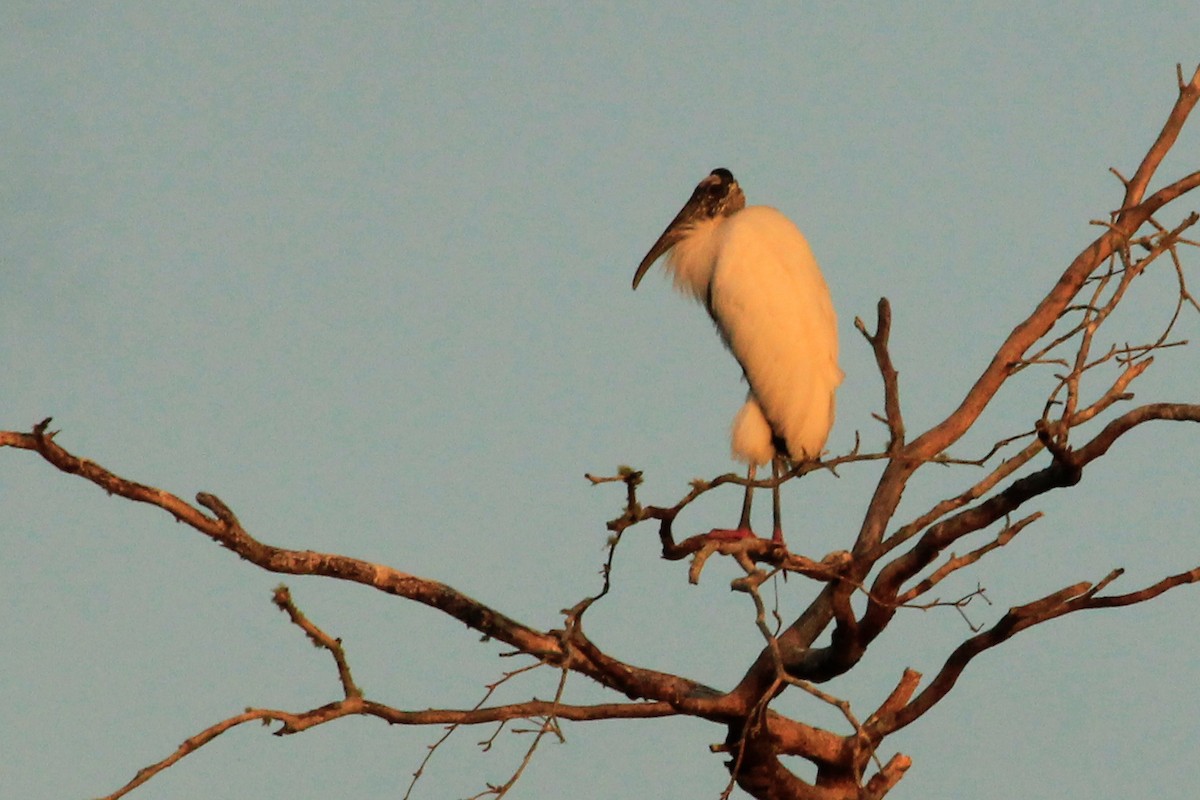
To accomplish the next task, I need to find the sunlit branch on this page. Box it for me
[2,420,561,660]
[6,62,1200,800]
[896,513,1041,604]
[877,559,1200,737]
[273,585,361,698]
[854,298,904,452]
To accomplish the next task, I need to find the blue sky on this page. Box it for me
[3,4,1199,799]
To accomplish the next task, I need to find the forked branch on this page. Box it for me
[5,63,1200,800]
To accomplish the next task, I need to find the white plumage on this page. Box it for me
[633,169,841,542]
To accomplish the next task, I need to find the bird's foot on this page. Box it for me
[706,527,785,548]
[706,527,757,541]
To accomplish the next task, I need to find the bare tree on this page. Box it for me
[4,65,1200,800]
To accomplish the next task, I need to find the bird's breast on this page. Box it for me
[665,216,726,303]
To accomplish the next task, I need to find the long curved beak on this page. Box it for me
[632,224,685,290]
[633,169,737,290]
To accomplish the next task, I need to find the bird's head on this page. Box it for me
[632,168,746,290]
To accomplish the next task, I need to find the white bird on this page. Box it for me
[633,168,842,544]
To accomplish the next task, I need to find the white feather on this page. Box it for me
[664,216,724,302]
[730,395,775,465]
[664,205,842,465]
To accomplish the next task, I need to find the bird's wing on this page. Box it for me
[709,206,842,460]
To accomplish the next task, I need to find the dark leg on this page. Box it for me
[770,455,785,545]
[737,463,756,530]
[708,464,757,540]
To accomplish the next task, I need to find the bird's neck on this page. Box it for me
[666,216,725,303]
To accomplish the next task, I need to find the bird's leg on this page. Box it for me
[737,463,756,530]
[770,455,785,546]
[706,464,757,540]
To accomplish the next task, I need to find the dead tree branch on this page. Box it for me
[6,63,1200,800]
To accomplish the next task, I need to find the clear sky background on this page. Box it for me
[4,4,1199,799]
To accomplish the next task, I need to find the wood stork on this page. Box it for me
[632,168,842,544]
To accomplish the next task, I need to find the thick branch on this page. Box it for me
[1122,64,1200,210]
[876,559,1200,736]
[2,423,559,664]
[866,402,1200,632]
[363,697,678,725]
[1072,402,1200,463]
[846,65,1200,567]
[4,424,760,725]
